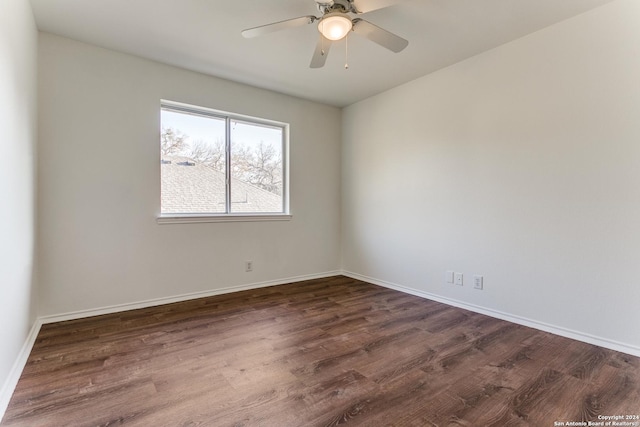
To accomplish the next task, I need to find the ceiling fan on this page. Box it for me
[241,0,409,68]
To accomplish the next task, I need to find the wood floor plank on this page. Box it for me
[2,276,639,426]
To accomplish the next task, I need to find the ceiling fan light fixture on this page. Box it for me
[318,13,352,41]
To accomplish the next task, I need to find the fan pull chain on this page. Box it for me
[345,33,349,69]
[320,22,325,56]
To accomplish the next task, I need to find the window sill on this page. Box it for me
[157,214,292,224]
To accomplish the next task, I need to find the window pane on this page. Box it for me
[229,120,284,213]
[161,109,227,214]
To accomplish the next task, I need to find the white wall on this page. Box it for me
[37,33,342,317]
[342,0,640,354]
[0,0,38,409]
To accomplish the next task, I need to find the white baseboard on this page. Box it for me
[0,319,43,420]
[342,270,640,358]
[39,270,342,324]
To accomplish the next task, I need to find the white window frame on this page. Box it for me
[157,100,291,224]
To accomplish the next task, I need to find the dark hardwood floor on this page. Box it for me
[2,276,639,426]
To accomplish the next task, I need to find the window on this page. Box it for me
[159,101,289,222]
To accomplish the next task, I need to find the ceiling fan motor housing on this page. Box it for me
[316,0,352,15]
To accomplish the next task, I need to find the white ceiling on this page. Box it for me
[30,0,614,107]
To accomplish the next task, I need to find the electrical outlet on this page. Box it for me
[445,271,455,284]
[245,261,253,272]
[474,275,483,290]
[454,272,463,286]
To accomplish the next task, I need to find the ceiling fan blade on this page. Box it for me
[310,36,333,68]
[350,0,402,14]
[352,19,408,52]
[242,15,317,38]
